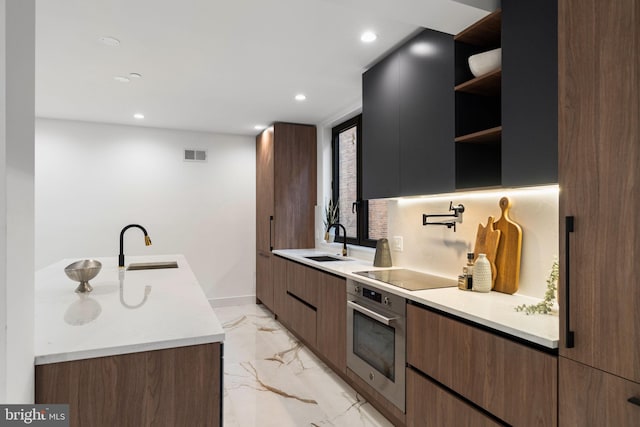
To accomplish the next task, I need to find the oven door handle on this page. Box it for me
[347,300,397,326]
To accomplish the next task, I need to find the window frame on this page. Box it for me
[331,114,378,248]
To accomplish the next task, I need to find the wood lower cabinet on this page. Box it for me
[285,259,319,348]
[560,357,640,426]
[407,303,557,426]
[406,367,502,427]
[285,292,317,347]
[287,260,319,307]
[256,251,273,310]
[272,254,288,321]
[36,343,222,427]
[273,256,345,371]
[316,271,346,373]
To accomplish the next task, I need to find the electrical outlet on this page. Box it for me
[392,236,403,252]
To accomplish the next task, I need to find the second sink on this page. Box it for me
[304,255,348,262]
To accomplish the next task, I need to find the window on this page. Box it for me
[332,115,388,247]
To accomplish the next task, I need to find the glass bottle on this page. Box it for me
[465,252,474,290]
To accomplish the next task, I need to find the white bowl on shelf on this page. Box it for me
[468,47,501,77]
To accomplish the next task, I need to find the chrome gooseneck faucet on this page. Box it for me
[327,223,348,257]
[119,224,152,268]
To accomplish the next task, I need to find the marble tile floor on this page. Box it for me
[213,304,394,427]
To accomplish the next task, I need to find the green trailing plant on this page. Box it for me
[515,260,559,315]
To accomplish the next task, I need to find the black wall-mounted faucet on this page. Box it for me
[422,202,465,232]
[327,223,348,256]
[119,224,152,268]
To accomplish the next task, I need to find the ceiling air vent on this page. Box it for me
[184,149,207,162]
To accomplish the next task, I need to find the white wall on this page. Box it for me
[1,0,36,403]
[35,118,255,305]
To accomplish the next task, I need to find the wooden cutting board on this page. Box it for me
[493,197,523,294]
[473,216,501,287]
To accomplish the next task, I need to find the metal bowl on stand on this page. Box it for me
[64,259,102,293]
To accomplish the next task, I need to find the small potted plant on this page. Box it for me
[323,199,339,242]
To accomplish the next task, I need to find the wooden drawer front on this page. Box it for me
[36,343,221,427]
[287,261,318,307]
[407,367,503,427]
[286,292,317,347]
[407,304,557,426]
[272,255,288,320]
[560,357,640,426]
[317,273,346,373]
[256,251,273,310]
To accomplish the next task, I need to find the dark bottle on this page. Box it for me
[465,252,474,290]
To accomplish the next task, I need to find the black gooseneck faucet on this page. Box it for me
[327,223,348,257]
[119,224,152,268]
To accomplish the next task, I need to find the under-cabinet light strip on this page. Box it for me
[393,184,559,205]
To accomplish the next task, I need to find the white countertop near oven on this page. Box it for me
[35,254,224,365]
[273,248,559,349]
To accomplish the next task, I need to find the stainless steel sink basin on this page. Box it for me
[304,255,348,262]
[127,261,178,271]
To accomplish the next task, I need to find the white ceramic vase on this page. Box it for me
[472,253,492,293]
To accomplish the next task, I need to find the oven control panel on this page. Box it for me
[347,279,406,315]
[362,287,382,303]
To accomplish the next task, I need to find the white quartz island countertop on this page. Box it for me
[35,254,225,365]
[273,248,559,349]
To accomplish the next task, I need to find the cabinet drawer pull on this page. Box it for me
[628,396,640,407]
[269,215,274,251]
[565,216,575,348]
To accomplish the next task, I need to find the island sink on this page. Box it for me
[126,261,178,271]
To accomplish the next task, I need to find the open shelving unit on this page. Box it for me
[454,9,502,189]
[454,68,501,96]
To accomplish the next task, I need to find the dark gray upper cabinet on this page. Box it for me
[362,29,454,199]
[501,0,558,186]
[362,49,401,199]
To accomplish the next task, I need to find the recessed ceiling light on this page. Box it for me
[133,113,144,119]
[360,31,377,43]
[295,94,307,101]
[254,125,267,130]
[114,76,130,83]
[129,73,142,79]
[98,36,120,47]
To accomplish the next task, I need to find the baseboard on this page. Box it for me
[208,295,256,308]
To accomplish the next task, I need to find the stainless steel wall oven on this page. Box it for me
[346,278,406,412]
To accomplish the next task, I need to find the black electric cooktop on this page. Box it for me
[354,269,457,291]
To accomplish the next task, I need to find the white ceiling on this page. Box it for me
[35,0,489,135]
